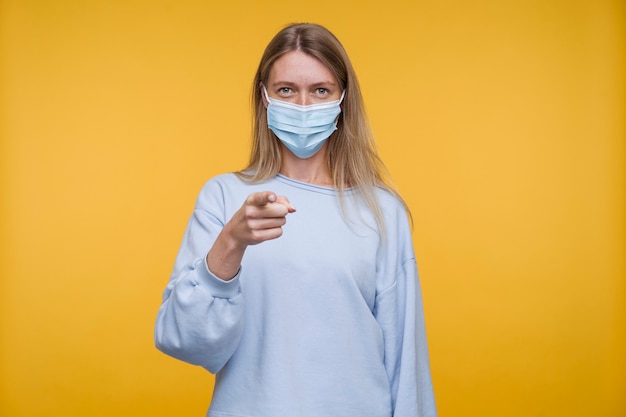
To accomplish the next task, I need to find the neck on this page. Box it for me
[280,145,333,187]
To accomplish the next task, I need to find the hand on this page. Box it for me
[207,191,295,280]
[226,191,296,247]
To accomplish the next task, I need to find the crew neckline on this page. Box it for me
[274,174,355,195]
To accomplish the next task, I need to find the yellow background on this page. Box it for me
[1,1,624,416]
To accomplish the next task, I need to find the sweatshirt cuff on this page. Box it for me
[194,256,241,299]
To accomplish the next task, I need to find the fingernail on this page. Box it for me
[268,194,276,202]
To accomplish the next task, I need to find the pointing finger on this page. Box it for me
[275,195,296,213]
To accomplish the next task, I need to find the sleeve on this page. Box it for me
[154,179,245,374]
[374,253,437,416]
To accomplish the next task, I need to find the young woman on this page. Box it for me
[155,23,437,417]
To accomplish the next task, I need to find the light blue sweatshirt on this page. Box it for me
[155,173,436,417]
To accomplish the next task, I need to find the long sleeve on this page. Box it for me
[154,180,245,373]
[372,193,437,417]
[374,259,437,417]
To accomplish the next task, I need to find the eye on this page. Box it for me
[278,87,292,95]
[316,88,328,96]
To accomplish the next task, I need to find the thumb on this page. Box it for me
[247,191,277,207]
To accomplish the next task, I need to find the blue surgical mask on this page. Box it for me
[264,87,345,159]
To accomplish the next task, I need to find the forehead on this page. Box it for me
[268,50,338,86]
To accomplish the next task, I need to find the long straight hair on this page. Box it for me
[237,23,410,235]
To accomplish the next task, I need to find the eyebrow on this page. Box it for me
[270,80,338,88]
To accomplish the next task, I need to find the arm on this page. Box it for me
[154,181,295,373]
[154,192,245,373]
[374,259,437,417]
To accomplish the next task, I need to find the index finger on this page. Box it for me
[275,195,296,213]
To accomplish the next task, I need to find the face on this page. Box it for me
[264,50,342,106]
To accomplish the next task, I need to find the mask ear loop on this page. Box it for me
[261,85,272,107]
[334,90,346,124]
[339,89,346,103]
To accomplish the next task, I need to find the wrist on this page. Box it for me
[206,226,247,281]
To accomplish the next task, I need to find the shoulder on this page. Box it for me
[374,186,413,241]
[203,172,243,188]
[194,173,247,207]
[199,172,258,195]
[374,187,409,218]
[196,172,278,207]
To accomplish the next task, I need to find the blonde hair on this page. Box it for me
[237,23,410,235]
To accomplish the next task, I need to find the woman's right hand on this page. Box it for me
[206,191,296,280]
[227,191,296,246]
